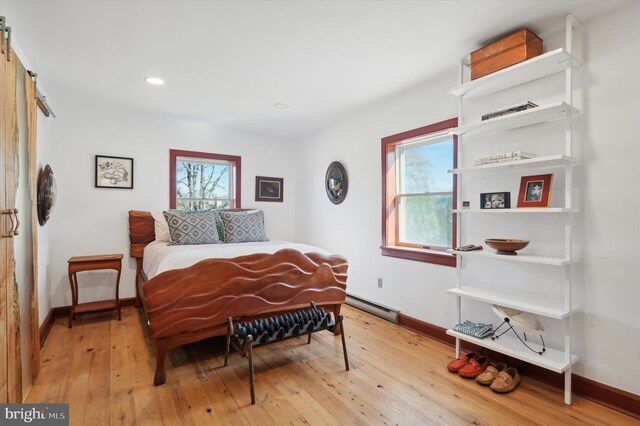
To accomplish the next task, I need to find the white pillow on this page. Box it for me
[151,211,170,242]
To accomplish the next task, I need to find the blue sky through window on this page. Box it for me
[401,138,453,194]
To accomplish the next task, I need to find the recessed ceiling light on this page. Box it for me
[273,103,288,109]
[145,76,165,86]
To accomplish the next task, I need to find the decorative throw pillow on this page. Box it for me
[163,210,221,245]
[163,209,225,240]
[210,209,226,240]
[151,211,170,242]
[219,210,269,243]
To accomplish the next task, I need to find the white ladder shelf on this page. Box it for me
[449,14,581,405]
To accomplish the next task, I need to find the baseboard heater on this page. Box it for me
[345,293,400,324]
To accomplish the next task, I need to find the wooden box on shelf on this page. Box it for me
[470,29,542,80]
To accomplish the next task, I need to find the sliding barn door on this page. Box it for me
[1,46,22,402]
[15,60,36,398]
[0,15,41,402]
[26,65,41,381]
[0,23,8,403]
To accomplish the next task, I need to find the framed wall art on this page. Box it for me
[517,173,553,208]
[325,161,348,204]
[255,176,283,202]
[480,191,511,209]
[37,164,57,226]
[95,155,134,189]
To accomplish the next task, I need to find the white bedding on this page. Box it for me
[143,239,332,279]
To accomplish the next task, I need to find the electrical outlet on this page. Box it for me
[377,278,383,288]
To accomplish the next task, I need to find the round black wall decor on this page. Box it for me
[325,161,348,204]
[37,164,57,226]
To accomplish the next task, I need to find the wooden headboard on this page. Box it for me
[128,209,251,259]
[129,210,155,259]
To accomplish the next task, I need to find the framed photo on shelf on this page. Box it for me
[480,192,510,209]
[517,173,553,208]
[95,155,134,189]
[255,176,284,202]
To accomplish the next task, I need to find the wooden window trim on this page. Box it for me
[169,149,242,209]
[380,118,458,267]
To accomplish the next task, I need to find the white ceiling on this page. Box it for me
[0,0,625,139]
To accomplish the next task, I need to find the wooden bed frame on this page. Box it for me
[128,210,348,385]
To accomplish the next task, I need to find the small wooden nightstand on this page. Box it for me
[68,254,123,328]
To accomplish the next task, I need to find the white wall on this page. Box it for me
[574,2,640,395]
[44,101,297,309]
[294,4,640,395]
[294,72,459,323]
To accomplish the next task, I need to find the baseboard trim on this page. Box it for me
[38,309,56,349]
[39,297,137,348]
[397,313,640,419]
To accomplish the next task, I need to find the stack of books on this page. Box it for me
[474,151,535,166]
[481,101,538,121]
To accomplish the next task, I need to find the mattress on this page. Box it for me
[142,239,332,279]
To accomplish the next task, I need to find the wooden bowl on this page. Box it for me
[485,239,529,256]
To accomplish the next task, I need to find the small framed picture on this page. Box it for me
[95,155,134,189]
[255,176,283,202]
[480,192,510,209]
[517,174,553,208]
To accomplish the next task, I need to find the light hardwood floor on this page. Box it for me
[27,306,637,425]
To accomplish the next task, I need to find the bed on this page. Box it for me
[128,210,348,385]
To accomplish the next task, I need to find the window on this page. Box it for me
[381,118,457,266]
[169,149,241,210]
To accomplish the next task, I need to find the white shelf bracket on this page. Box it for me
[566,14,582,31]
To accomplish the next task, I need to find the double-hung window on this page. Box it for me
[169,149,241,210]
[381,118,457,266]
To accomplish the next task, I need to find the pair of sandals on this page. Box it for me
[476,362,521,393]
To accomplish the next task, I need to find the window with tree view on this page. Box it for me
[397,137,453,249]
[381,118,457,266]
[170,150,241,210]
